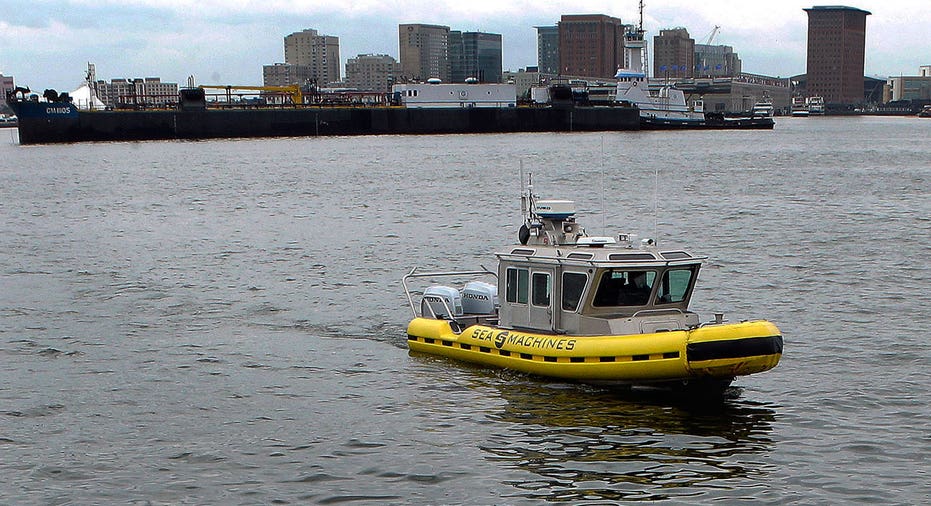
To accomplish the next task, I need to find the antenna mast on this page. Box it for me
[639,0,644,32]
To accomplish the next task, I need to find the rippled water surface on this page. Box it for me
[1,117,930,504]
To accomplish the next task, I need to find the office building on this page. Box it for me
[263,63,314,88]
[399,24,451,82]
[1,74,14,115]
[449,31,503,83]
[503,67,541,100]
[694,44,741,77]
[558,14,625,79]
[95,77,178,107]
[535,26,559,76]
[885,73,931,102]
[345,54,400,92]
[804,5,871,105]
[284,29,341,84]
[653,28,695,78]
[1,73,13,94]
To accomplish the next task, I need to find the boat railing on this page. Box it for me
[402,266,497,318]
[629,308,688,319]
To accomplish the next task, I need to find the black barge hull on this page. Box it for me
[11,105,640,145]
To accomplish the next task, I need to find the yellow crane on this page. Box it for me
[198,85,303,105]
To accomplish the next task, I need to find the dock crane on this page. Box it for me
[702,25,721,45]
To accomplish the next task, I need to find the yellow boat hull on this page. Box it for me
[406,318,782,385]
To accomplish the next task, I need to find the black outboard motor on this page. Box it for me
[43,89,60,102]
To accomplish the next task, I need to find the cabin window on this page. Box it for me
[531,272,551,307]
[562,272,588,311]
[592,270,656,307]
[506,267,529,304]
[656,268,694,304]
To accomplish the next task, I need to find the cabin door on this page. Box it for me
[527,267,555,332]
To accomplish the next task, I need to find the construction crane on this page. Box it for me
[702,25,721,45]
[198,85,303,105]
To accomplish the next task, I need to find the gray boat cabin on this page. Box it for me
[495,199,705,336]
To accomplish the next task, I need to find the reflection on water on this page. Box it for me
[471,372,777,501]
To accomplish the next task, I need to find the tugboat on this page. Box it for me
[403,177,783,392]
[612,3,774,130]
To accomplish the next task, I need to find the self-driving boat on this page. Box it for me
[403,180,783,391]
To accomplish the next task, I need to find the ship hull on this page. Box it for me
[9,101,640,144]
[641,114,775,130]
[407,318,783,386]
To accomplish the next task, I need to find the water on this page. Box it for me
[1,116,929,504]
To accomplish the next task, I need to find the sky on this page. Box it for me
[2,0,929,92]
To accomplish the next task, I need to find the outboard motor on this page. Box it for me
[421,286,463,318]
[461,281,498,314]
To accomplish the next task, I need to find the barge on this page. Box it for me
[6,86,640,145]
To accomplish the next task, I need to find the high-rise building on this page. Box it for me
[399,24,451,82]
[804,6,871,105]
[345,54,400,92]
[284,29,341,84]
[653,28,695,78]
[449,31,503,83]
[694,44,741,77]
[535,26,559,76]
[557,14,625,79]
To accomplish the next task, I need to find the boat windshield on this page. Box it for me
[591,267,696,308]
[592,270,655,307]
[655,267,695,304]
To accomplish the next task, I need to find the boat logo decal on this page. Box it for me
[470,328,576,351]
[494,331,508,349]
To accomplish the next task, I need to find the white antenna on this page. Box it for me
[653,166,659,241]
[601,135,606,234]
[519,159,526,222]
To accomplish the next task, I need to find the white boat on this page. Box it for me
[751,100,775,118]
[807,96,825,115]
[612,3,773,130]
[613,10,706,128]
[791,97,809,117]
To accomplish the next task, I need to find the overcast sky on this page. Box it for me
[2,0,928,91]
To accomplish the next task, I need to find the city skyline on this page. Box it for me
[1,0,929,91]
